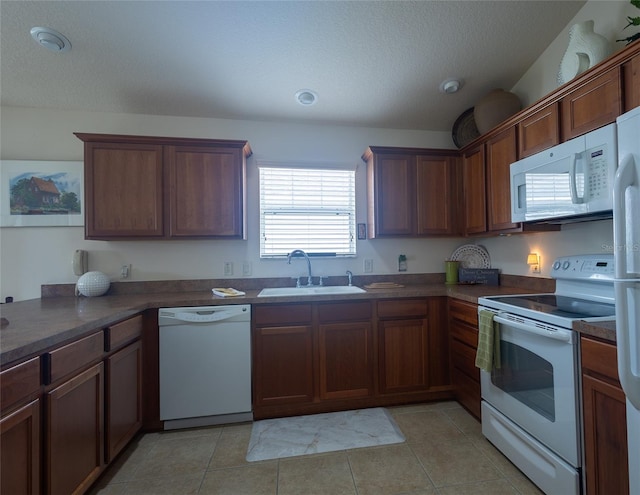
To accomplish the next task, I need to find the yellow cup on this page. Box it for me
[445,261,460,285]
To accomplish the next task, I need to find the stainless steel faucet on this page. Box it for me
[346,270,353,286]
[287,249,313,286]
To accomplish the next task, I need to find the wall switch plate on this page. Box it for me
[242,261,252,276]
[120,264,131,279]
[364,258,373,273]
[223,261,233,276]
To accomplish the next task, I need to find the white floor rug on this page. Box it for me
[246,407,405,462]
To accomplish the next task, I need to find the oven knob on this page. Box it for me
[562,261,571,270]
[553,261,561,270]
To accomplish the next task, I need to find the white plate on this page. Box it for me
[450,244,491,269]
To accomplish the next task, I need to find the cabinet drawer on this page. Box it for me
[107,315,143,351]
[448,299,478,326]
[377,299,427,318]
[452,367,481,419]
[451,339,480,381]
[581,336,620,383]
[253,304,312,326]
[46,331,104,384]
[1,357,41,414]
[318,301,372,323]
[450,320,478,348]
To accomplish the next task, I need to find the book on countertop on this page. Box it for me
[212,288,246,297]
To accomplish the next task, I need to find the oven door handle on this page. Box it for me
[493,314,573,343]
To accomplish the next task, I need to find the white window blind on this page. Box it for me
[259,166,356,258]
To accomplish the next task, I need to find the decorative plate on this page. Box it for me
[452,107,480,149]
[449,244,491,269]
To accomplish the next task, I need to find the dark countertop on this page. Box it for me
[573,319,617,343]
[2,274,613,368]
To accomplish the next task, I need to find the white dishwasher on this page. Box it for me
[158,304,252,430]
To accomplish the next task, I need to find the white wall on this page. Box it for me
[1,0,630,302]
[0,106,464,301]
[512,0,637,106]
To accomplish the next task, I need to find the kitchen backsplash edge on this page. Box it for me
[41,273,554,298]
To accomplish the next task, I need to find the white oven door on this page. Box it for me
[480,312,580,467]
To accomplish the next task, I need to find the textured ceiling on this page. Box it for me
[1,1,586,131]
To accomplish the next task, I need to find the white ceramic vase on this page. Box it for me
[557,20,611,85]
[76,271,111,297]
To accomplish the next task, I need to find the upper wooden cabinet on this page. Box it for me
[486,126,519,232]
[461,143,487,235]
[518,102,560,158]
[363,147,459,238]
[75,133,251,240]
[561,68,622,140]
[622,51,640,112]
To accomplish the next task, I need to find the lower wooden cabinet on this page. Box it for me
[377,299,430,394]
[46,362,105,495]
[252,298,452,419]
[581,336,629,495]
[106,340,143,462]
[448,299,480,419]
[253,324,314,407]
[0,399,41,495]
[318,321,373,400]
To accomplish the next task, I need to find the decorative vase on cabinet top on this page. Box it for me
[557,20,611,86]
[473,89,522,134]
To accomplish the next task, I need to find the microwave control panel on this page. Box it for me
[587,144,609,200]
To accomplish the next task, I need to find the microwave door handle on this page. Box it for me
[569,153,585,204]
[493,314,573,343]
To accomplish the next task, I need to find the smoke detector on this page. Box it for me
[295,89,318,106]
[30,27,71,53]
[439,78,463,94]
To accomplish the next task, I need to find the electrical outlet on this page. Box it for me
[242,261,252,276]
[223,261,233,276]
[120,264,131,279]
[364,258,373,273]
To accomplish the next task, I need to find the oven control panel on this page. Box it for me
[551,254,614,280]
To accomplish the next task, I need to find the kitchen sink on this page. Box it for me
[257,286,366,297]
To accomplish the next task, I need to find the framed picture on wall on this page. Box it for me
[0,160,84,227]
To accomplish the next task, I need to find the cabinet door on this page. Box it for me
[84,142,165,238]
[462,144,486,235]
[106,340,142,463]
[46,362,104,495]
[486,126,519,232]
[416,155,458,235]
[253,325,314,406]
[318,322,373,400]
[1,399,40,495]
[378,318,429,394]
[582,374,628,495]
[561,68,622,140]
[518,103,560,158]
[623,52,640,112]
[167,145,245,238]
[369,153,415,236]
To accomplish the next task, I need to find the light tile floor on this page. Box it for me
[89,401,544,495]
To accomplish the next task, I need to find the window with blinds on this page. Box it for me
[259,166,356,258]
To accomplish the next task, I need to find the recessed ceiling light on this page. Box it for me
[439,78,463,94]
[295,89,318,106]
[30,27,71,53]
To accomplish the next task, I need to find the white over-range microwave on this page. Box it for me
[510,123,617,224]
